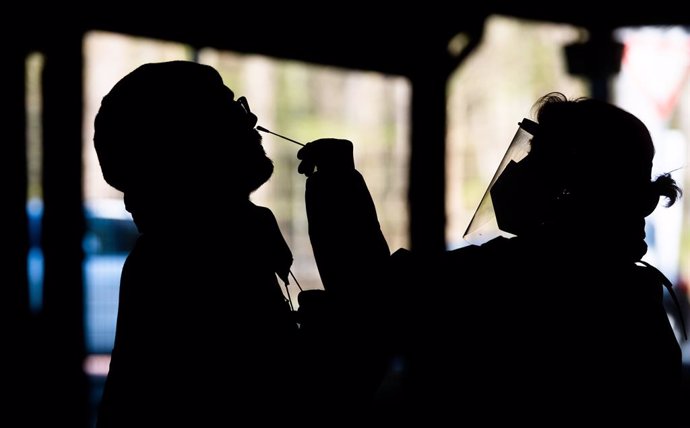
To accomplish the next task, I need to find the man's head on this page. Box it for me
[94,61,273,202]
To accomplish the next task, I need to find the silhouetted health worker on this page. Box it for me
[93,61,299,427]
[296,92,684,426]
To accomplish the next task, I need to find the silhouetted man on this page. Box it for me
[93,61,299,427]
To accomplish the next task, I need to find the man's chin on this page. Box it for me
[248,156,274,193]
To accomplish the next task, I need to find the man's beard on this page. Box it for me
[247,153,274,193]
[245,129,274,193]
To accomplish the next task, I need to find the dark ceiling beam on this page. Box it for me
[486,4,690,29]
[18,7,689,75]
[26,10,487,77]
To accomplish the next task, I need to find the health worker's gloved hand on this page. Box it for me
[297,138,355,177]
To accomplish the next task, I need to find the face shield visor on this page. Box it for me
[463,118,539,246]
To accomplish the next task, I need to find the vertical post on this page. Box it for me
[0,40,31,428]
[408,63,449,254]
[407,26,483,254]
[41,29,89,428]
[0,42,30,331]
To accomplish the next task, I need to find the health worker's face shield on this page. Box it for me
[463,118,539,246]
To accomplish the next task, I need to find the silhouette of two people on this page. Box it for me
[92,60,684,426]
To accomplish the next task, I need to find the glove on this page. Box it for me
[297,138,355,177]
